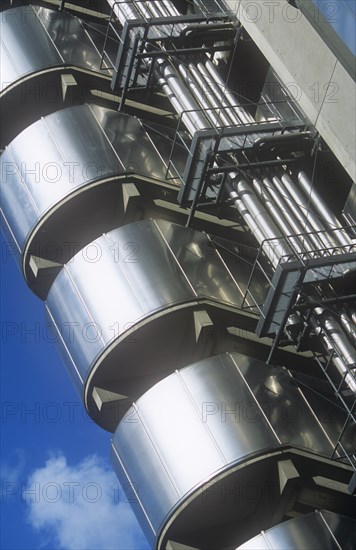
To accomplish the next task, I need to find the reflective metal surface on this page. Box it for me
[0,5,103,92]
[0,103,167,297]
[45,220,250,430]
[238,510,356,549]
[0,5,110,146]
[111,352,343,547]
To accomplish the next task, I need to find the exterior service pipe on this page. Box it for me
[271,176,328,252]
[107,1,353,392]
[234,179,294,266]
[109,0,138,24]
[151,1,171,17]
[262,177,318,255]
[314,308,356,369]
[158,76,188,127]
[340,309,356,345]
[205,59,255,125]
[298,171,353,248]
[156,58,211,132]
[177,64,228,128]
[188,63,233,127]
[313,325,356,393]
[195,62,243,126]
[108,1,254,133]
[252,178,306,256]
[347,303,356,326]
[161,0,180,16]
[227,187,282,268]
[133,1,174,37]
[281,173,339,251]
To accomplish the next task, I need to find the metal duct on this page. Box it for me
[45,219,263,431]
[204,59,255,125]
[252,178,307,256]
[177,64,229,128]
[270,176,327,252]
[311,309,356,393]
[107,0,254,133]
[238,510,356,549]
[231,179,294,268]
[103,1,355,396]
[280,173,339,251]
[111,352,354,548]
[340,308,356,345]
[190,63,234,126]
[0,103,167,298]
[260,177,318,254]
[0,5,109,146]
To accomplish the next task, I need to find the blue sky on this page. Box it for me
[0,228,150,549]
[312,0,356,54]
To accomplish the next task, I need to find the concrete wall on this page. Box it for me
[226,0,356,183]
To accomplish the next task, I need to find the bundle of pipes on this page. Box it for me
[106,0,356,393]
[107,0,254,133]
[309,305,356,393]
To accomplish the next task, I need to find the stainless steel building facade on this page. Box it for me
[1,1,355,548]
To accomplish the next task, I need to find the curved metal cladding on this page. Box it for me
[0,103,167,298]
[0,4,109,146]
[238,510,356,549]
[45,219,250,432]
[111,352,352,549]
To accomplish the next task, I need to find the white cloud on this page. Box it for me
[24,452,149,550]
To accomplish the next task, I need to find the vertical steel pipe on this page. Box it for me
[228,188,281,268]
[205,59,255,125]
[252,178,306,256]
[234,179,294,266]
[271,176,328,252]
[161,0,180,16]
[195,62,243,126]
[340,308,356,346]
[314,325,356,393]
[177,64,228,128]
[262,177,318,255]
[281,173,339,251]
[188,63,233,127]
[314,308,356,369]
[156,58,210,132]
[151,1,171,17]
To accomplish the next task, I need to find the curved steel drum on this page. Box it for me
[238,510,356,550]
[111,353,354,548]
[45,220,249,430]
[0,5,109,146]
[0,103,167,297]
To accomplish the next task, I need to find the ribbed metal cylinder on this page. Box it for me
[45,219,257,431]
[0,104,167,298]
[238,510,356,549]
[111,352,347,548]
